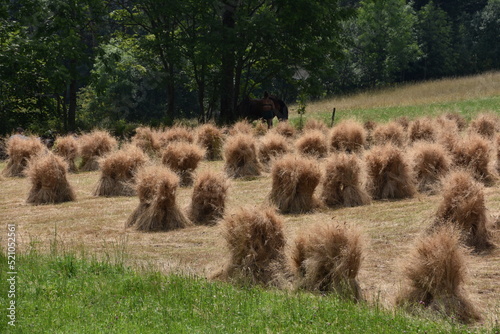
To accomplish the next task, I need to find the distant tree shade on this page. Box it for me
[0,0,497,135]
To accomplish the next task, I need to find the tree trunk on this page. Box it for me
[233,58,244,117]
[157,41,176,121]
[197,79,206,123]
[219,2,238,124]
[68,79,77,132]
[167,84,175,119]
[56,94,68,132]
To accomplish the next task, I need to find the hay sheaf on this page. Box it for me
[452,134,498,186]
[188,171,229,225]
[321,153,371,207]
[363,120,377,146]
[372,121,406,147]
[272,122,296,138]
[79,130,117,171]
[410,142,452,194]
[162,142,205,187]
[395,116,410,130]
[158,126,195,147]
[214,207,286,286]
[196,124,225,161]
[408,118,437,143]
[268,154,321,214]
[53,135,79,173]
[229,120,254,136]
[431,171,494,252]
[363,120,377,133]
[496,134,500,174]
[125,165,170,228]
[133,168,192,232]
[443,112,467,131]
[329,119,366,153]
[258,133,290,171]
[290,222,364,300]
[93,145,148,197]
[295,130,328,158]
[253,121,268,136]
[396,226,481,324]
[223,134,262,178]
[365,144,416,200]
[304,118,328,133]
[26,152,76,205]
[435,115,460,136]
[2,136,45,177]
[131,127,160,156]
[437,129,461,156]
[468,112,499,139]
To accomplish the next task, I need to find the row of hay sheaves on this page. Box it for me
[1,112,499,324]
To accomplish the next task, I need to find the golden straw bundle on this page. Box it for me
[79,130,117,171]
[223,133,262,178]
[291,222,364,300]
[188,171,229,225]
[2,136,45,177]
[321,153,371,207]
[161,142,205,187]
[26,152,76,205]
[93,145,148,197]
[214,207,286,286]
[268,154,321,213]
[396,225,481,324]
[133,168,192,232]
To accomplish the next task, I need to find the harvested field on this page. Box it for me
[1,157,499,326]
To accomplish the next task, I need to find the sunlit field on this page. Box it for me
[1,73,499,331]
[289,71,500,126]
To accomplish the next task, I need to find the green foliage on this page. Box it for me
[297,92,307,116]
[473,0,500,71]
[356,0,421,86]
[0,0,107,134]
[0,251,485,333]
[0,12,54,134]
[415,2,455,79]
[296,90,308,129]
[78,37,167,128]
[0,0,498,135]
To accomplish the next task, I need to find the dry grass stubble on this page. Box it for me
[0,158,498,327]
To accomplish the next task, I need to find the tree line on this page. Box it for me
[1,0,498,136]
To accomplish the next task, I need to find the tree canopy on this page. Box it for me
[1,0,498,135]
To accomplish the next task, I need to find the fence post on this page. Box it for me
[331,108,336,127]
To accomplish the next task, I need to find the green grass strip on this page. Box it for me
[289,96,500,127]
[0,252,491,333]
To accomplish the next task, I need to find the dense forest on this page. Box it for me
[1,0,499,135]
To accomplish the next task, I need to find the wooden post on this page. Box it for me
[331,107,336,127]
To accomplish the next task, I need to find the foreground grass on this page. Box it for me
[0,251,488,333]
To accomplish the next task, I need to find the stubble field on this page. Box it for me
[1,72,500,329]
[1,153,499,326]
